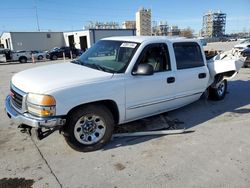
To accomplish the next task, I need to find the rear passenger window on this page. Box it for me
[173,42,204,69]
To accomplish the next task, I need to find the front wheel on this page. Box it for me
[72,54,77,59]
[64,105,114,152]
[51,55,57,60]
[37,55,43,60]
[209,79,227,100]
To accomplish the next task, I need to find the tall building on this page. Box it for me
[122,21,136,29]
[202,11,226,38]
[136,7,151,36]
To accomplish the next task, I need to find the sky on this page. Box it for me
[0,0,250,34]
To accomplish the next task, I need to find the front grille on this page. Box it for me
[10,88,23,110]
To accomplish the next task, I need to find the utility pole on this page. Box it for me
[34,0,40,31]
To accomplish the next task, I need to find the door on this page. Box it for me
[173,42,209,106]
[125,43,177,122]
[68,35,75,48]
[79,36,88,51]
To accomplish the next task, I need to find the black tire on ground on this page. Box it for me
[72,54,77,58]
[64,104,114,152]
[243,62,250,68]
[19,56,27,63]
[38,55,43,60]
[51,55,57,60]
[209,79,227,101]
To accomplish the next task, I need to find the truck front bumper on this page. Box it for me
[5,95,65,128]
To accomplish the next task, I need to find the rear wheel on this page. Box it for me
[19,56,27,63]
[209,79,227,100]
[64,105,114,152]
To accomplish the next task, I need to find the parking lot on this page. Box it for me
[0,56,250,187]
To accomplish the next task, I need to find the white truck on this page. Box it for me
[11,50,32,63]
[5,36,243,152]
[0,49,32,63]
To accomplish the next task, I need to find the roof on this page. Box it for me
[102,36,199,44]
[64,28,136,33]
[1,31,63,34]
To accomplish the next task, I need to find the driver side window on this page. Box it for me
[138,44,170,72]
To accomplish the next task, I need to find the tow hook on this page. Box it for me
[35,127,60,140]
[18,124,60,140]
[18,124,32,135]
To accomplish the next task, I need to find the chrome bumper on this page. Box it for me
[5,95,65,128]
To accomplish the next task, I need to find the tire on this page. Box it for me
[19,56,27,63]
[51,55,57,60]
[72,54,77,59]
[209,79,227,100]
[37,55,43,60]
[64,104,114,152]
[243,62,250,68]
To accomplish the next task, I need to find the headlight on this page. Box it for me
[26,93,56,117]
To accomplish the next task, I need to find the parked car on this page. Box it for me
[241,48,250,67]
[232,38,250,55]
[46,47,81,60]
[31,50,47,60]
[5,36,243,152]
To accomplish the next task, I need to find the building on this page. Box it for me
[136,7,151,36]
[0,29,136,52]
[168,26,180,36]
[64,29,136,51]
[122,21,136,29]
[0,32,65,51]
[202,11,226,38]
[152,21,169,36]
[85,22,120,29]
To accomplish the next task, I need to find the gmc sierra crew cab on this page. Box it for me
[5,36,243,152]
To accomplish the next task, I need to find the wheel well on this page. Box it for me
[19,56,27,60]
[214,70,236,82]
[67,100,119,124]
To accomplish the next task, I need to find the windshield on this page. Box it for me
[72,40,139,73]
[240,39,250,44]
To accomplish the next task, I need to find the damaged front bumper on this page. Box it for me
[5,95,65,128]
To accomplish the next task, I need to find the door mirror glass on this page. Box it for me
[133,64,154,76]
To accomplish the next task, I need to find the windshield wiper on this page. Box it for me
[84,63,113,73]
[72,60,113,73]
[71,59,84,65]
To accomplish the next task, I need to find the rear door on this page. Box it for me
[173,42,209,103]
[125,43,177,121]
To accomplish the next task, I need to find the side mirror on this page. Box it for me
[133,64,154,76]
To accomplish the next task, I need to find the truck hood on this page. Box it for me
[234,43,249,48]
[11,62,113,93]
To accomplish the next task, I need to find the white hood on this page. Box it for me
[12,62,113,93]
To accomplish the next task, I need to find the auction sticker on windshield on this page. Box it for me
[120,43,137,48]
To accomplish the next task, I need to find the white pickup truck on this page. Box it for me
[5,36,243,152]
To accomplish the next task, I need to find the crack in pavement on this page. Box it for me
[29,135,63,188]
